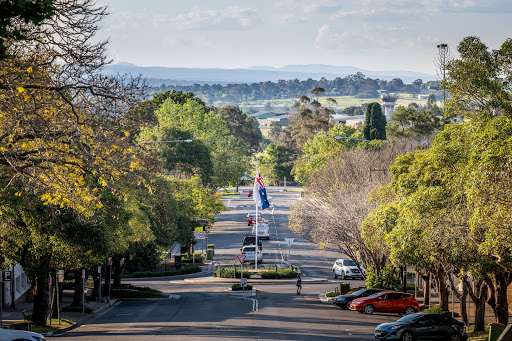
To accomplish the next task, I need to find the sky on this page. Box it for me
[96,0,512,74]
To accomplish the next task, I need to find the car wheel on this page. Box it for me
[364,304,375,314]
[332,271,337,279]
[449,333,462,341]
[404,306,416,315]
[400,331,414,341]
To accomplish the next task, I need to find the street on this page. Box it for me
[50,186,401,340]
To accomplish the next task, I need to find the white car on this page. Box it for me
[252,220,270,240]
[241,245,263,264]
[0,328,46,341]
[332,259,365,280]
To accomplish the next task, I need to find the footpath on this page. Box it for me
[1,290,118,336]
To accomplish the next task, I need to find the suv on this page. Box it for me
[332,259,365,279]
[242,235,262,249]
[241,245,262,264]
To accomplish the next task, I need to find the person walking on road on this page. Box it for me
[296,272,302,294]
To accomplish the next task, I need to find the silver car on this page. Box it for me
[0,328,46,341]
[241,245,263,264]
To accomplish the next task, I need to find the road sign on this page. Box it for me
[194,231,206,239]
[240,278,247,288]
[1,271,12,282]
[237,255,246,264]
[285,238,294,247]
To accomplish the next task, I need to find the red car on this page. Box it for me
[248,190,253,197]
[348,291,419,315]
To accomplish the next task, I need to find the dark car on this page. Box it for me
[349,291,419,315]
[333,288,385,309]
[242,235,262,250]
[374,313,467,341]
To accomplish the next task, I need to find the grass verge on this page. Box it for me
[111,285,167,298]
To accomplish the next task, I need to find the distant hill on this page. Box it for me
[102,63,436,86]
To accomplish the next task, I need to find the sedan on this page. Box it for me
[374,313,467,341]
[0,328,46,341]
[333,288,385,309]
[348,291,419,315]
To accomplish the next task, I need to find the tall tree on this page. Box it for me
[363,103,387,141]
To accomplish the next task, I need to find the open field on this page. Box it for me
[215,93,432,112]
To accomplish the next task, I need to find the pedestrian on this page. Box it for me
[296,272,302,294]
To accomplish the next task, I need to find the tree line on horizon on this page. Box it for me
[151,73,440,105]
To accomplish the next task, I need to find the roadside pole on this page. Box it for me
[98,266,102,303]
[82,269,85,315]
[1,281,3,328]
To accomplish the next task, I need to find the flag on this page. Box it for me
[253,172,270,210]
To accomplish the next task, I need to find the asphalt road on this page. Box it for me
[49,186,402,340]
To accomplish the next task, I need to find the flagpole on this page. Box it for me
[255,165,258,272]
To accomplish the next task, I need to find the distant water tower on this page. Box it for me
[381,94,398,120]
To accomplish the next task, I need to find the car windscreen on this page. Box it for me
[396,314,422,323]
[351,289,367,296]
[344,260,357,266]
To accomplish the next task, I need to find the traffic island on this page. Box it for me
[228,283,257,297]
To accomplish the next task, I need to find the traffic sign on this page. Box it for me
[285,238,294,247]
[1,270,12,282]
[240,278,248,288]
[194,231,206,239]
[236,255,246,264]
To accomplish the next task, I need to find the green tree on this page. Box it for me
[445,36,512,118]
[363,103,386,140]
[216,106,262,150]
[256,143,293,184]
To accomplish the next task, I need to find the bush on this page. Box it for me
[181,253,204,263]
[217,266,250,278]
[326,291,338,297]
[365,266,400,289]
[124,266,201,278]
[423,305,450,315]
[258,266,298,279]
[231,283,253,291]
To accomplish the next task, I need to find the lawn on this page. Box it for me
[224,94,430,112]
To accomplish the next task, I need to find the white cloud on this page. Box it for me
[172,6,260,31]
[275,0,343,14]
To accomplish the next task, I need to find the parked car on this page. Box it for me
[348,291,419,315]
[252,220,270,239]
[374,313,467,341]
[332,259,365,279]
[333,288,385,309]
[247,211,263,226]
[242,235,262,249]
[0,328,46,341]
[248,190,253,197]
[241,245,262,264]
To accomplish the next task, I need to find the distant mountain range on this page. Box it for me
[102,63,436,86]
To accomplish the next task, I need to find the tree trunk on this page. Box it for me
[31,275,50,326]
[434,266,449,310]
[464,278,487,332]
[71,270,85,307]
[92,270,100,300]
[112,256,124,287]
[419,271,430,306]
[460,282,468,326]
[493,272,511,324]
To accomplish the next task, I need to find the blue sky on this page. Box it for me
[96,0,512,74]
